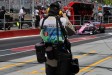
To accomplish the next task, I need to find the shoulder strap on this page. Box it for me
[55,16,59,42]
[55,16,67,39]
[56,16,72,54]
[41,16,49,29]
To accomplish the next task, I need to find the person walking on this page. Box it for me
[38,1,75,75]
[34,7,40,28]
[19,7,26,29]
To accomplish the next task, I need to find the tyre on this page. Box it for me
[90,27,95,35]
[92,30,95,35]
[100,29,105,33]
[99,26,105,33]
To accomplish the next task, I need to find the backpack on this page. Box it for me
[40,16,67,43]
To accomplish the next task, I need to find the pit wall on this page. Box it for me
[0,23,112,39]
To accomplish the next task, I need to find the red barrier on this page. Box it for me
[99,23,112,28]
[0,23,112,39]
[0,29,40,38]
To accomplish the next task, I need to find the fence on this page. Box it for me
[69,15,112,25]
[108,16,112,23]
[1,14,112,31]
[0,13,33,31]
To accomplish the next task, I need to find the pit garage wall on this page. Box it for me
[0,23,112,39]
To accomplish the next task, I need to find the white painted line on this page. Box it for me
[0,35,40,41]
[0,45,34,52]
[108,33,112,35]
[0,49,11,52]
[0,49,35,57]
[0,36,97,56]
[11,45,34,49]
[0,33,111,57]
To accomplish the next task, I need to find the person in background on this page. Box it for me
[0,6,6,30]
[19,7,26,29]
[104,10,111,16]
[104,10,112,23]
[97,6,103,22]
[40,6,47,18]
[65,8,71,19]
[34,7,40,28]
[10,8,14,13]
[0,6,6,20]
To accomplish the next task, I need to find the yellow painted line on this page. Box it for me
[0,50,95,71]
[73,50,96,59]
[31,70,39,74]
[88,69,94,72]
[0,58,36,71]
[79,56,112,72]
[38,51,95,74]
[38,50,96,74]
[40,67,45,71]
[22,71,45,74]
[22,70,39,74]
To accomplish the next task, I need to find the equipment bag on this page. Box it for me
[65,26,75,36]
[71,58,80,74]
[55,16,80,75]
[35,42,46,63]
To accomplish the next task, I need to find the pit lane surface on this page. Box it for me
[0,29,112,75]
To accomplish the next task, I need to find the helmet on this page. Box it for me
[50,2,60,9]
[47,2,63,16]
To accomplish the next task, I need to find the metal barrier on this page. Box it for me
[69,15,93,25]
[69,14,112,25]
[69,15,81,25]
[108,16,112,23]
[1,14,112,31]
[0,13,34,31]
[83,15,92,23]
[74,15,82,25]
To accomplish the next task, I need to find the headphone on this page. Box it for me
[46,7,63,16]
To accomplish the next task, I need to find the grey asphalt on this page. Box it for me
[0,35,112,75]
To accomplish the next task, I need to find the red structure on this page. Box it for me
[63,1,94,25]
